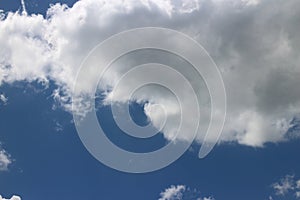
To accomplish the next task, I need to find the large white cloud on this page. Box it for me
[0,0,299,147]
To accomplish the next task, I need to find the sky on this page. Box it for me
[0,0,300,199]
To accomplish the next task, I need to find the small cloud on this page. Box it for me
[0,149,12,171]
[268,196,273,200]
[20,0,27,15]
[271,175,300,199]
[272,175,295,195]
[54,121,63,132]
[0,195,21,200]
[297,180,300,189]
[198,197,215,200]
[159,185,186,200]
[158,185,214,200]
[0,93,8,105]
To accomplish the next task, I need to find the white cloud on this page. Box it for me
[202,198,215,200]
[159,185,214,200]
[0,0,299,147]
[0,94,8,105]
[272,175,300,198]
[197,197,215,200]
[0,195,21,200]
[272,175,295,195]
[0,149,12,171]
[20,0,27,15]
[159,185,186,200]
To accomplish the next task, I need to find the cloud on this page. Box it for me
[20,0,27,15]
[158,185,214,200]
[159,185,186,200]
[199,198,214,200]
[272,175,295,195]
[0,0,300,147]
[0,94,8,105]
[0,148,12,171]
[0,195,21,200]
[271,175,300,198]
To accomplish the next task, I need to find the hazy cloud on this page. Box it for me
[272,175,300,198]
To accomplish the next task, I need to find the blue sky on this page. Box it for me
[1,0,300,200]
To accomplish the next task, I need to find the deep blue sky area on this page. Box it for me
[0,1,300,200]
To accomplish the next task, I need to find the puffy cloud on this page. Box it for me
[0,0,300,147]
[159,185,186,200]
[0,148,12,171]
[0,195,21,200]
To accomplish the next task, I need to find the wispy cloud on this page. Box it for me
[20,0,27,15]
[271,175,300,199]
[158,185,214,200]
[0,94,8,105]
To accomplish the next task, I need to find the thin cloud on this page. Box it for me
[0,94,8,105]
[271,175,300,199]
[158,185,214,200]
